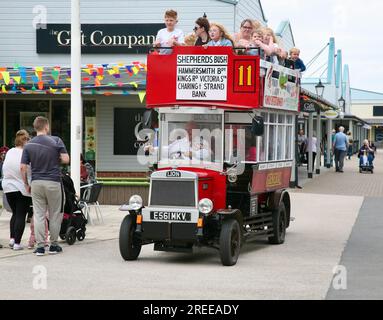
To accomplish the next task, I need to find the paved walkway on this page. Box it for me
[0,150,382,299]
[296,153,383,197]
[0,204,123,259]
[291,149,383,299]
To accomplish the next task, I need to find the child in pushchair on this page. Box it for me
[358,139,375,174]
[60,172,88,244]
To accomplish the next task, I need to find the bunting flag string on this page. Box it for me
[0,60,148,102]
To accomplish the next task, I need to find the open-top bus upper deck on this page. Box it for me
[146,46,301,112]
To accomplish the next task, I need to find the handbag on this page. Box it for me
[2,192,12,212]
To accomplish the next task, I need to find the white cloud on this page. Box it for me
[261,0,383,92]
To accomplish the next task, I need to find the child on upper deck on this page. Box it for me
[246,28,271,58]
[154,10,185,54]
[289,47,306,72]
[262,27,288,65]
[205,23,234,47]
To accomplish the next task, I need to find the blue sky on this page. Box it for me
[262,0,383,93]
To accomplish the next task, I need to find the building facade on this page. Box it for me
[351,88,383,145]
[0,0,271,176]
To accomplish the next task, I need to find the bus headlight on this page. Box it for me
[129,195,143,210]
[198,198,213,215]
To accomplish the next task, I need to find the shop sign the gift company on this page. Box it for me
[36,23,163,54]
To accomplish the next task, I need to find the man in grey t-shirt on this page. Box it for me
[21,116,70,256]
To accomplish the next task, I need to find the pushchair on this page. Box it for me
[60,173,88,245]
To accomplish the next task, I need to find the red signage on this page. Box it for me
[251,166,291,194]
[146,47,260,110]
[233,60,257,93]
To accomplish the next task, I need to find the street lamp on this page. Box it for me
[315,79,325,98]
[338,96,346,112]
[338,96,345,119]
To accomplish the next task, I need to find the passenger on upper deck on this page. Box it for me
[246,29,271,58]
[205,23,234,47]
[262,27,287,65]
[233,19,261,47]
[289,47,306,72]
[194,17,210,46]
[154,9,185,54]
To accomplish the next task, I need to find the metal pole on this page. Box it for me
[308,113,313,178]
[71,0,82,195]
[326,119,332,168]
[316,111,321,174]
[290,115,300,188]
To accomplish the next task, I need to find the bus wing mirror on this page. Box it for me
[251,115,264,136]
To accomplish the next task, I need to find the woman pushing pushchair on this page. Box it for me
[358,139,375,173]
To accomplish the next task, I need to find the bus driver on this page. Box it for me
[167,122,212,161]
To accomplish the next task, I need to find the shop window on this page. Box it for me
[114,108,145,155]
[5,100,49,147]
[52,100,70,153]
[373,106,383,117]
[83,100,97,163]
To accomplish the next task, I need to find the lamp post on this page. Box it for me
[315,79,325,98]
[338,96,345,119]
[313,80,324,175]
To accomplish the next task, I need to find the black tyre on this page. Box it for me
[359,168,362,173]
[59,234,66,240]
[77,230,85,241]
[119,215,142,261]
[66,226,76,245]
[219,219,241,266]
[268,202,287,245]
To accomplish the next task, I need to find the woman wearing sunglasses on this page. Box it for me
[193,17,210,46]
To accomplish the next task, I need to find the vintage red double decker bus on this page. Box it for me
[119,46,300,266]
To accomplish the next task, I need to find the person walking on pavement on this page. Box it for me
[2,130,32,250]
[333,126,348,173]
[20,116,70,256]
[297,129,307,166]
[305,131,317,172]
[346,131,353,160]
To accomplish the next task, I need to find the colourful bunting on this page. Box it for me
[129,81,138,89]
[132,66,139,75]
[97,67,104,76]
[0,60,147,95]
[1,72,10,85]
[138,91,146,103]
